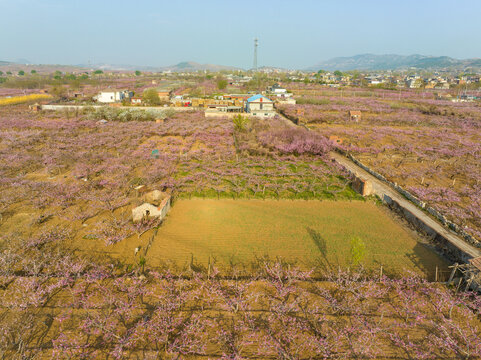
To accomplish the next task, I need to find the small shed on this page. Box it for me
[157,91,170,101]
[132,195,171,223]
[29,103,41,112]
[351,176,373,196]
[329,135,343,145]
[448,258,481,292]
[349,110,362,122]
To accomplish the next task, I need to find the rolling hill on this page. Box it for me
[308,54,481,71]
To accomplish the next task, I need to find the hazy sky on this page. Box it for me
[1,0,480,69]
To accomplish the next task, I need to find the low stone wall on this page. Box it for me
[41,104,103,110]
[335,148,480,249]
[383,195,473,263]
[159,196,171,220]
[276,107,299,124]
[41,104,192,112]
[204,111,239,118]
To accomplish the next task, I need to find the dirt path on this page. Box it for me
[275,110,297,127]
[330,151,481,259]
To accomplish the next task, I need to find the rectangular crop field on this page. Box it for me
[147,199,448,276]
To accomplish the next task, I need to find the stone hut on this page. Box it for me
[30,103,41,112]
[349,110,362,122]
[351,176,373,196]
[132,190,171,223]
[329,135,343,145]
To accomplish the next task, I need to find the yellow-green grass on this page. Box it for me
[147,199,448,275]
[0,94,51,106]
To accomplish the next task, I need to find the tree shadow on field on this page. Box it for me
[406,242,442,280]
[306,227,334,272]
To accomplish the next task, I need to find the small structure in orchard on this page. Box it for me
[447,258,481,292]
[30,103,42,112]
[349,110,362,122]
[143,189,167,206]
[329,135,343,145]
[132,189,171,223]
[351,176,373,196]
[296,108,305,124]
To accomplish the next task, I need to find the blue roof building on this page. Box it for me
[245,94,275,118]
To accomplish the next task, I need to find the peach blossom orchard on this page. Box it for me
[0,101,480,358]
[279,87,481,241]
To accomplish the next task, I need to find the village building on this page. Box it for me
[268,83,287,94]
[223,94,250,102]
[131,97,142,105]
[276,97,296,105]
[245,94,276,118]
[191,98,245,109]
[29,103,42,112]
[132,190,171,223]
[267,83,293,99]
[329,135,343,145]
[405,78,424,89]
[157,91,170,101]
[94,90,133,103]
[349,110,362,122]
[435,82,450,90]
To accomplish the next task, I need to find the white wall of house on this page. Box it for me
[247,102,274,112]
[249,110,276,118]
[96,90,132,103]
[97,92,121,103]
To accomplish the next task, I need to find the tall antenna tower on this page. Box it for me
[253,38,258,71]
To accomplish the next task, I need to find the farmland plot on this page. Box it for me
[147,199,448,275]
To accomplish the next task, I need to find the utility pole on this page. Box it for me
[253,38,258,71]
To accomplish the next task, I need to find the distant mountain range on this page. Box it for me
[75,61,240,72]
[3,55,481,73]
[161,61,240,72]
[0,59,32,65]
[307,54,481,71]
[0,60,241,73]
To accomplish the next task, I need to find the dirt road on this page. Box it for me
[330,151,481,259]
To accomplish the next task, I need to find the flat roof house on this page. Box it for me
[95,90,133,103]
[246,94,276,118]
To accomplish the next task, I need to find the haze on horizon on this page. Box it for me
[1,0,480,69]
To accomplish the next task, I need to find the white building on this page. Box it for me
[277,98,296,105]
[267,83,293,98]
[246,94,276,118]
[95,90,133,103]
